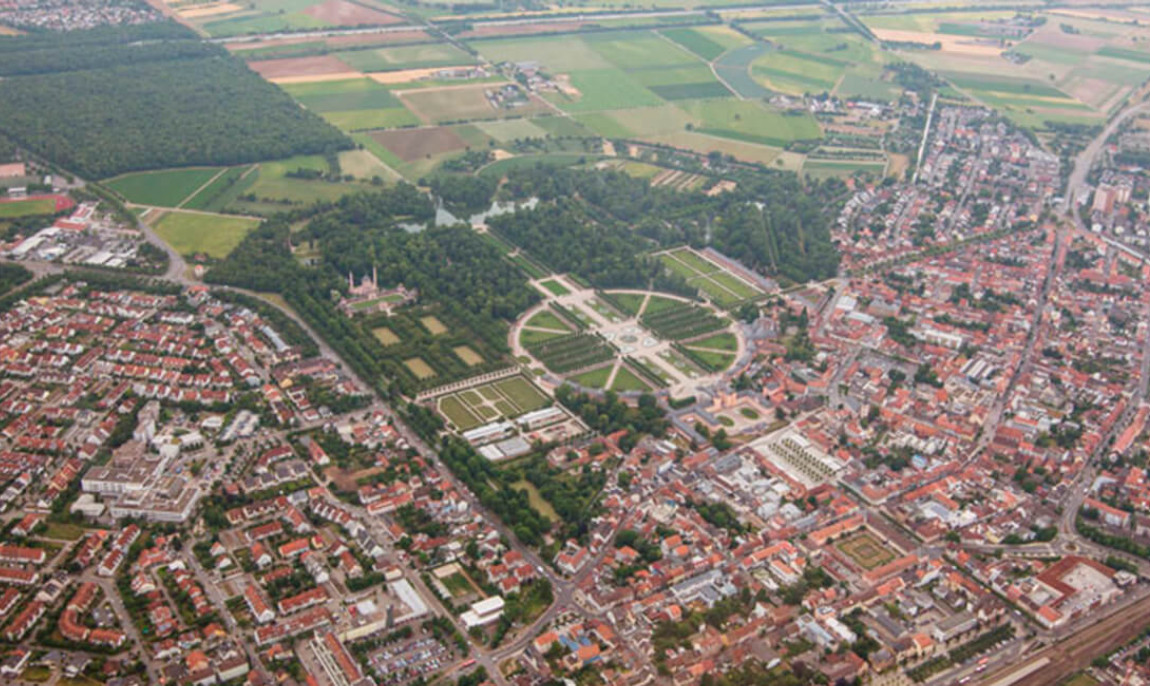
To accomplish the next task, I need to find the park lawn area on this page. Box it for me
[512,479,558,521]
[689,275,742,307]
[711,271,762,299]
[610,365,650,392]
[438,395,481,430]
[404,357,437,379]
[680,98,821,147]
[525,310,572,331]
[335,43,476,72]
[740,407,760,420]
[106,167,222,207]
[569,364,613,389]
[689,331,737,351]
[492,375,548,412]
[153,212,260,258]
[643,294,686,316]
[607,291,646,316]
[453,345,484,366]
[372,327,400,345]
[539,279,570,296]
[441,571,477,597]
[20,667,52,683]
[520,328,568,346]
[0,198,57,218]
[421,315,448,335]
[835,532,896,570]
[684,347,735,370]
[660,252,702,281]
[41,521,89,541]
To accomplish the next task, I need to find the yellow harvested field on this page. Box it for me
[368,66,475,85]
[178,2,242,17]
[268,71,365,85]
[872,29,1004,56]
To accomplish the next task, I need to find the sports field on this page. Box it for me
[0,198,57,218]
[434,375,550,431]
[835,532,896,570]
[152,211,261,259]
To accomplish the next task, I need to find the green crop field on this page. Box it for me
[153,211,260,258]
[107,167,222,207]
[282,78,419,130]
[182,166,252,212]
[661,27,729,61]
[682,99,821,147]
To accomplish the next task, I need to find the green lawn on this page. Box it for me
[107,167,222,207]
[524,310,572,331]
[539,279,570,296]
[569,364,613,389]
[689,331,737,351]
[153,212,261,259]
[521,328,569,346]
[610,365,650,392]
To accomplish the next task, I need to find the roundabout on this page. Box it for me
[510,275,749,396]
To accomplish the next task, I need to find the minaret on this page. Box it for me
[348,271,353,290]
[373,264,378,290]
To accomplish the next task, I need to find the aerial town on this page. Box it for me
[4,0,1150,686]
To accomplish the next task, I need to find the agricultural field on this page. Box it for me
[657,247,766,307]
[106,167,223,207]
[334,43,476,72]
[434,375,550,431]
[224,155,378,215]
[180,0,405,38]
[151,212,261,259]
[281,77,419,130]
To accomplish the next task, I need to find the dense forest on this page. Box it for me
[492,165,842,287]
[0,23,350,178]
